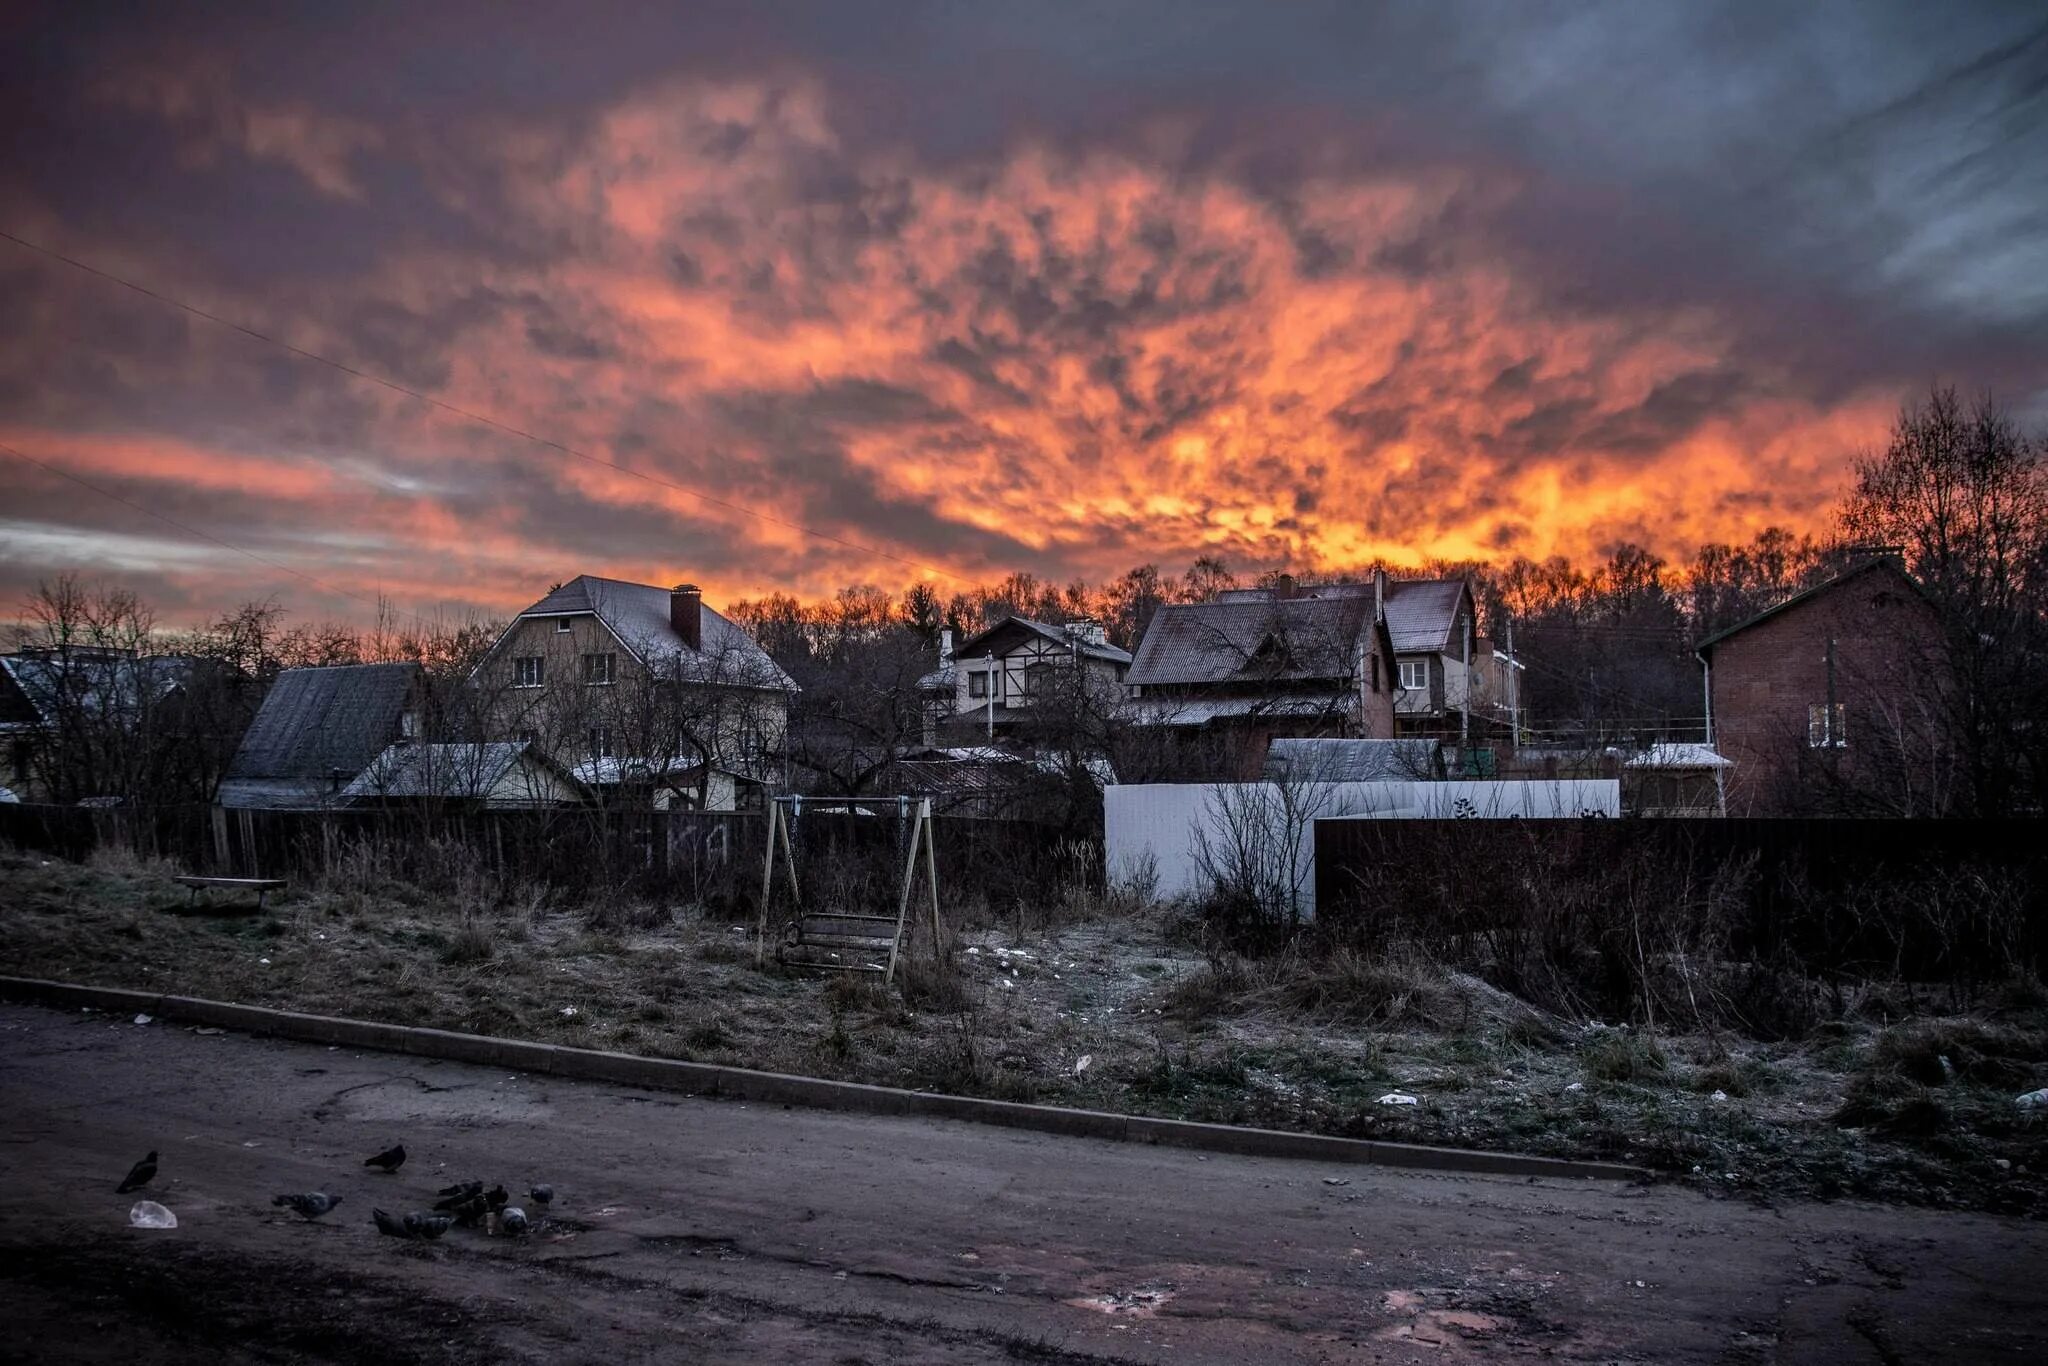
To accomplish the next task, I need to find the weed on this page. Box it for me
[442,919,496,965]
[1580,1029,1670,1084]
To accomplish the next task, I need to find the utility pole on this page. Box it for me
[986,650,996,741]
[1506,618,1520,755]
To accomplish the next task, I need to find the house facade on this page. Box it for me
[1697,557,1956,815]
[935,617,1132,739]
[474,577,795,811]
[1125,582,1400,778]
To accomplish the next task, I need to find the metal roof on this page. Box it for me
[1262,738,1444,782]
[225,663,420,782]
[1126,596,1376,687]
[514,576,797,690]
[341,741,559,799]
[953,616,1133,666]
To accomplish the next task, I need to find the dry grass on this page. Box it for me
[2,847,2045,1214]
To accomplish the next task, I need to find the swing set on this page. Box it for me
[754,794,944,985]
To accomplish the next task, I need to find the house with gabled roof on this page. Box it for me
[221,662,425,808]
[341,740,587,809]
[474,577,796,811]
[937,616,1132,740]
[1695,555,1955,815]
[1125,580,1400,777]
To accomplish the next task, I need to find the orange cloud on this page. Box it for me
[6,73,1905,621]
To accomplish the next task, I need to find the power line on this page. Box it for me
[0,438,441,632]
[0,227,965,584]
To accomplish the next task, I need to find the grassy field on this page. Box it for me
[4,844,2045,1215]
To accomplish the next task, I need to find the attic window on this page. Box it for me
[554,618,572,633]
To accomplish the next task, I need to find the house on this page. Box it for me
[474,577,796,812]
[340,741,585,809]
[2,648,231,803]
[220,662,425,808]
[1695,556,1954,815]
[935,617,1131,740]
[1125,580,1399,778]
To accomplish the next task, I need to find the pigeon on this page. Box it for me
[447,1193,491,1227]
[372,1208,413,1240]
[528,1184,554,1208]
[404,1212,454,1241]
[432,1182,484,1211]
[273,1192,342,1220]
[497,1207,529,1237]
[484,1185,509,1211]
[115,1151,158,1194]
[363,1144,406,1173]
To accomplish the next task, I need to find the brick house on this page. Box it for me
[1696,557,1957,815]
[474,577,796,811]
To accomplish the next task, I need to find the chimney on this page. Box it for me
[939,628,954,666]
[1066,618,1107,647]
[1274,573,1297,601]
[1373,568,1388,621]
[669,584,703,651]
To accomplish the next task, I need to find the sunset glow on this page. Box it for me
[4,5,2043,624]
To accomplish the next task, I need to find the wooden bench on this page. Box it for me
[173,876,288,913]
[776,912,903,974]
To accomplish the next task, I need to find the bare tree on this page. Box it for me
[1839,384,2048,814]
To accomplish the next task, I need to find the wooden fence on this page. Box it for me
[0,801,1097,911]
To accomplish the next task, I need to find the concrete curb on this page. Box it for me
[0,975,1650,1183]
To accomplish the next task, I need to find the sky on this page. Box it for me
[2,1,2045,627]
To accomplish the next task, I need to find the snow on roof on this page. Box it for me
[1625,743,1733,770]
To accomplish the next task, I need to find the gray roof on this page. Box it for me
[1,652,198,726]
[1131,692,1358,726]
[1693,557,1921,654]
[514,576,796,690]
[1380,579,1467,654]
[1126,597,1373,687]
[225,663,420,782]
[341,742,546,800]
[1263,738,1444,782]
[954,616,1133,666]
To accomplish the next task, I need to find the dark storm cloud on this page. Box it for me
[3,0,2045,622]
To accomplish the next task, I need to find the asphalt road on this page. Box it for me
[2,1002,2044,1364]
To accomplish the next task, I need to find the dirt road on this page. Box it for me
[1,1001,2043,1363]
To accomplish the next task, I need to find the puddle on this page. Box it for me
[1065,1286,1175,1317]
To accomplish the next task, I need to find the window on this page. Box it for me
[589,726,615,758]
[399,710,419,739]
[1398,659,1427,691]
[554,618,572,633]
[513,656,543,688]
[968,670,989,698]
[583,652,616,686]
[1023,662,1053,696]
[1808,702,1847,748]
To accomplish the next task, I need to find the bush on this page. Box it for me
[1579,1028,1669,1084]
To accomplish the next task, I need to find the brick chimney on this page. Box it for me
[1274,572,1297,601]
[669,584,703,651]
[939,627,954,665]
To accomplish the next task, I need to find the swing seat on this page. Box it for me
[777,912,901,972]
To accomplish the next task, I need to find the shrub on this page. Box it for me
[1579,1028,1669,1084]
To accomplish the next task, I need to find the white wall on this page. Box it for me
[1104,779,1619,914]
